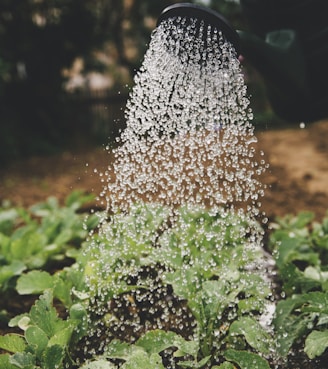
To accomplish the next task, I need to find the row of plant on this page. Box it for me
[0,192,327,368]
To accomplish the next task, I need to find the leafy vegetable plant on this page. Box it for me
[4,194,328,368]
[77,204,273,368]
[0,191,98,291]
[270,211,328,362]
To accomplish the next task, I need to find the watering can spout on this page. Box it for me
[157,1,328,122]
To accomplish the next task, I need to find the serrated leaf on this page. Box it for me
[16,271,54,295]
[0,353,19,369]
[48,325,74,347]
[9,351,35,368]
[42,344,64,369]
[304,330,328,359]
[29,290,66,337]
[0,334,26,353]
[224,349,270,369]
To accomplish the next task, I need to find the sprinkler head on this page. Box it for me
[157,3,240,55]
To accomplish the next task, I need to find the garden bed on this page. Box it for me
[0,120,327,368]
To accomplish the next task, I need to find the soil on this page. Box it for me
[1,120,327,221]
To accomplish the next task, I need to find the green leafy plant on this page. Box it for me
[0,191,98,291]
[270,211,328,361]
[0,289,88,369]
[7,196,328,368]
[78,204,273,368]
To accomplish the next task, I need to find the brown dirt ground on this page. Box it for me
[0,120,327,222]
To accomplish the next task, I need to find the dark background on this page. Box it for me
[0,0,269,164]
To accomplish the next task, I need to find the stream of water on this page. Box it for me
[81,15,272,366]
[102,17,267,217]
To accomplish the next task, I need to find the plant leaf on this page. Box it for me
[0,353,19,369]
[79,360,117,369]
[41,344,64,369]
[136,329,197,357]
[29,290,66,337]
[0,261,26,287]
[9,351,35,368]
[48,325,74,347]
[16,271,54,295]
[0,334,26,353]
[213,363,235,369]
[304,330,328,359]
[25,325,48,359]
[229,317,271,354]
[224,349,271,369]
[122,351,165,369]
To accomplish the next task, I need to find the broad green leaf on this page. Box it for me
[41,344,65,369]
[29,290,66,337]
[9,351,35,368]
[301,291,328,314]
[11,231,47,268]
[122,351,164,369]
[0,353,19,369]
[0,232,11,255]
[0,261,26,287]
[16,271,54,295]
[53,228,73,246]
[48,325,74,347]
[229,317,271,354]
[0,334,26,353]
[179,355,211,368]
[304,330,328,359]
[105,340,141,361]
[136,330,177,354]
[25,326,48,359]
[224,349,271,369]
[213,363,235,369]
[65,190,95,209]
[0,208,19,225]
[53,273,72,306]
[274,297,314,357]
[318,313,328,326]
[136,330,197,357]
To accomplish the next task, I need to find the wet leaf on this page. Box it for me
[0,334,26,353]
[25,325,48,359]
[304,330,328,359]
[41,344,64,369]
[16,270,54,295]
[0,353,18,369]
[229,317,271,354]
[224,349,270,369]
[9,351,35,368]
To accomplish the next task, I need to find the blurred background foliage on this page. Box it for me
[0,0,269,164]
